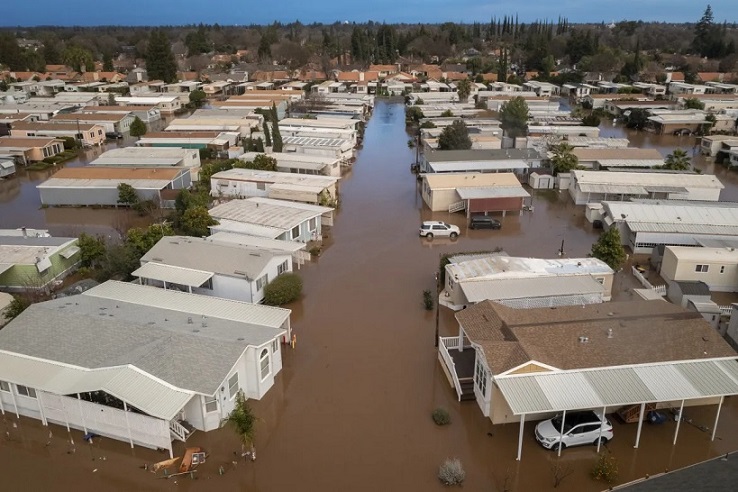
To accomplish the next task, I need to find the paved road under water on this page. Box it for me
[2,101,738,491]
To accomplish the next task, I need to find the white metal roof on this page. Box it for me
[0,350,193,420]
[494,358,738,415]
[456,186,530,200]
[132,262,214,287]
[283,136,351,148]
[573,170,723,189]
[84,280,290,329]
[460,275,605,304]
[604,201,738,236]
[207,232,306,252]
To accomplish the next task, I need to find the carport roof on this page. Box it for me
[494,358,738,415]
[456,186,530,200]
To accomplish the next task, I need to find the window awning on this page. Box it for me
[132,262,213,288]
[494,358,738,415]
[60,246,80,259]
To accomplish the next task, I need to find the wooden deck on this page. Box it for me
[448,347,476,379]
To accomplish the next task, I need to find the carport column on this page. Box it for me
[634,402,646,448]
[711,396,724,441]
[673,400,685,445]
[77,394,87,433]
[516,414,525,461]
[10,387,19,418]
[123,401,134,449]
[0,393,4,415]
[458,325,464,352]
[557,410,567,457]
[37,391,48,426]
[597,406,607,453]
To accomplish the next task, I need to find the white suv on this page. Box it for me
[535,411,613,450]
[419,221,460,239]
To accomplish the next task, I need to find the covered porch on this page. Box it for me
[438,336,476,401]
[132,262,214,293]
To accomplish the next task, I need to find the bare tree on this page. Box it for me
[550,462,574,488]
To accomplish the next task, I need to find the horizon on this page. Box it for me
[2,0,737,28]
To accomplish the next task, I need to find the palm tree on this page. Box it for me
[663,148,691,171]
[550,143,579,175]
[227,392,258,459]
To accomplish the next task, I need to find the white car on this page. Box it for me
[535,410,613,450]
[419,221,460,239]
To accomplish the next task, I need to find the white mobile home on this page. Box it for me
[660,246,738,292]
[136,236,294,304]
[210,168,338,205]
[569,170,723,205]
[0,281,290,457]
[89,146,201,179]
[209,197,334,242]
[239,151,341,177]
[282,136,354,162]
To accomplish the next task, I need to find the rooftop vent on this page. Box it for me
[578,336,589,343]
[234,270,247,276]
[607,328,613,339]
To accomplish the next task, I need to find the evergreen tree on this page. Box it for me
[146,29,178,83]
[499,97,529,139]
[591,228,626,271]
[129,116,147,137]
[262,120,272,147]
[62,46,94,73]
[102,52,114,72]
[270,103,283,152]
[42,38,61,65]
[437,120,472,150]
[0,33,24,70]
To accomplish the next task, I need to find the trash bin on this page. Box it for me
[647,411,667,424]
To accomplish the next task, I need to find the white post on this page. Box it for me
[673,400,685,445]
[62,398,70,432]
[597,406,607,453]
[10,386,19,418]
[123,401,134,449]
[557,410,567,457]
[37,391,48,426]
[168,439,174,459]
[516,414,525,461]
[0,392,5,415]
[458,326,464,352]
[77,394,87,433]
[712,396,724,441]
[634,402,646,448]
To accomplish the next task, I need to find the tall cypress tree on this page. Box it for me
[262,120,272,147]
[146,29,178,83]
[271,103,283,153]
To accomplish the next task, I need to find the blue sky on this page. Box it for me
[3,0,737,26]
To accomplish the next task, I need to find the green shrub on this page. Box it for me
[591,452,618,483]
[438,458,465,485]
[263,273,303,305]
[423,290,434,310]
[432,408,450,425]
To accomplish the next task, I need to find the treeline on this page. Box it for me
[1,7,737,77]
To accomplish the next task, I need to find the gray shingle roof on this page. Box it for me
[0,293,285,395]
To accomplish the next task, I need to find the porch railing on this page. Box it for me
[439,336,464,401]
[169,419,189,442]
[449,201,466,213]
[719,305,734,317]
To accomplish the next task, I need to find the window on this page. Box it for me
[291,225,300,240]
[272,339,279,353]
[721,266,725,274]
[594,277,605,284]
[695,264,709,273]
[0,380,9,392]
[256,274,268,291]
[228,373,239,399]
[16,385,37,398]
[260,348,270,380]
[277,260,289,275]
[205,396,218,413]
[308,218,317,231]
[256,182,266,191]
[474,359,487,397]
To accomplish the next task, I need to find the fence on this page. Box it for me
[632,266,667,295]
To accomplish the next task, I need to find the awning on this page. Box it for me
[60,246,80,259]
[132,262,213,288]
[494,358,738,415]
[457,186,530,200]
[0,263,12,275]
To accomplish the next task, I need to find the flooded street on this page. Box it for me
[2,101,738,491]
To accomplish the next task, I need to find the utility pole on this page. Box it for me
[434,271,440,348]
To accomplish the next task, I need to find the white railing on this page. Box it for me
[169,420,189,441]
[719,305,734,317]
[439,337,463,401]
[631,266,667,295]
[449,201,466,213]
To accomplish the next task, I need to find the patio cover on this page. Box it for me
[495,358,738,415]
[132,262,213,288]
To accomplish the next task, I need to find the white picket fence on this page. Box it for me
[631,266,667,296]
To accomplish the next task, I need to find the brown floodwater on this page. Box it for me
[2,102,738,491]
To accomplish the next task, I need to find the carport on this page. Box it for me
[456,186,530,218]
[493,358,738,460]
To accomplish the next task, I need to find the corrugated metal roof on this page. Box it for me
[429,160,530,172]
[0,351,192,420]
[460,275,605,304]
[456,186,530,200]
[207,232,306,253]
[283,136,349,147]
[495,358,738,415]
[85,281,290,329]
[132,262,214,287]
